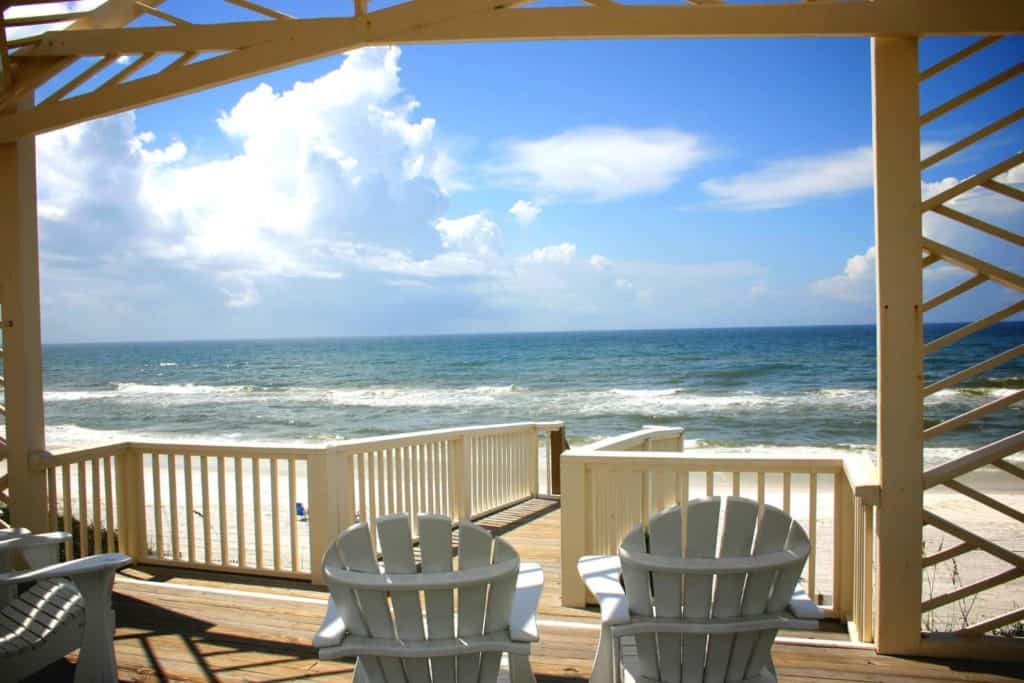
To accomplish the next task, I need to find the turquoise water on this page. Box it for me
[37,324,1023,464]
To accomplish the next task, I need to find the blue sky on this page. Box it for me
[24,4,1023,342]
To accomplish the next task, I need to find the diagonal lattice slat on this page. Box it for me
[918,34,1022,638]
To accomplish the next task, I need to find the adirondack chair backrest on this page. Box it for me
[323,513,521,683]
[618,496,810,683]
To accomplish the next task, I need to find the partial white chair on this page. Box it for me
[579,497,822,683]
[0,527,132,682]
[314,513,543,683]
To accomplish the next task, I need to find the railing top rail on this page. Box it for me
[843,453,880,505]
[562,448,848,473]
[30,420,563,470]
[586,425,685,452]
[330,421,560,452]
[29,443,129,469]
[128,442,326,457]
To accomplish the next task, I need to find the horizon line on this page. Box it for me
[42,319,1023,347]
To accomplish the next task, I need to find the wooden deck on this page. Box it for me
[31,499,1024,682]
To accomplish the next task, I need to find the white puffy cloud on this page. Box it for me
[434,214,498,255]
[521,243,576,265]
[810,246,876,303]
[589,254,610,268]
[38,47,473,309]
[509,199,541,225]
[491,126,706,202]
[811,162,1024,307]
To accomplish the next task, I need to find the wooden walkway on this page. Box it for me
[30,499,1023,682]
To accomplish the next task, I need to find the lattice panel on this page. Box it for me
[918,35,1023,637]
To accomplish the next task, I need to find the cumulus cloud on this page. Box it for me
[521,243,576,265]
[509,199,541,225]
[589,254,610,268]
[811,163,1024,306]
[434,214,498,255]
[810,246,876,303]
[38,47,474,308]
[491,126,706,202]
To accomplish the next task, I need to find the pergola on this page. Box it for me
[1,0,1022,663]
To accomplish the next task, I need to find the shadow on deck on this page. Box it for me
[30,498,1024,682]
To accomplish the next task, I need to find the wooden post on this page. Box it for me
[872,36,924,656]
[448,436,471,521]
[549,426,567,495]
[0,100,49,533]
[308,450,344,584]
[114,446,145,560]
[560,456,587,607]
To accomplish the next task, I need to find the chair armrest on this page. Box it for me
[312,596,348,649]
[0,530,72,552]
[509,562,543,642]
[788,590,824,623]
[578,555,630,627]
[0,552,131,587]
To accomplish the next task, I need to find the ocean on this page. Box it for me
[38,323,1023,466]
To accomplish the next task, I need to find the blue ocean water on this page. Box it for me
[38,324,1022,464]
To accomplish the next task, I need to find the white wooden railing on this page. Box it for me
[31,421,562,583]
[559,426,880,643]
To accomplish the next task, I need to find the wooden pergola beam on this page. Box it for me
[2,0,1023,140]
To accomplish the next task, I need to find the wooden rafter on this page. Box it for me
[1,0,1023,139]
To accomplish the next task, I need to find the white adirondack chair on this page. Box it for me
[578,497,822,683]
[0,527,132,682]
[314,513,544,683]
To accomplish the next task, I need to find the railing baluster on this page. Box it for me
[201,454,211,565]
[151,454,163,561]
[706,471,713,497]
[218,456,228,565]
[732,471,740,496]
[235,455,245,567]
[169,453,180,561]
[104,454,116,552]
[368,449,378,540]
[61,465,72,557]
[288,457,298,571]
[46,466,57,532]
[271,457,281,571]
[91,457,101,555]
[253,456,263,569]
[809,472,818,602]
[757,471,765,506]
[783,472,792,513]
[184,453,195,563]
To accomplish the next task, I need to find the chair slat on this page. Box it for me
[728,504,792,681]
[681,497,720,683]
[480,537,518,683]
[419,515,456,682]
[705,497,758,683]
[620,526,659,681]
[456,522,492,683]
[377,515,430,681]
[338,522,405,682]
[648,505,683,683]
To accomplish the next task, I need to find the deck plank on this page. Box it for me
[28,499,1024,682]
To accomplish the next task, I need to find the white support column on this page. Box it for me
[871,36,924,656]
[0,100,49,533]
